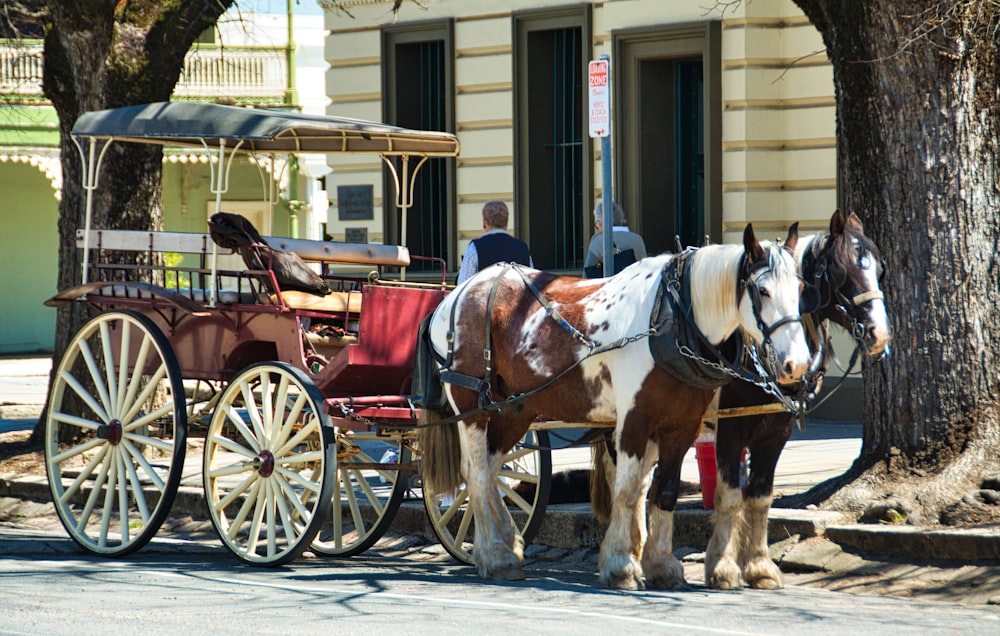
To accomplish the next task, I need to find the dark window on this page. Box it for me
[383,23,455,273]
[515,8,592,272]
[614,24,722,254]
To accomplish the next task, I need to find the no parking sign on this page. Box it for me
[588,59,609,138]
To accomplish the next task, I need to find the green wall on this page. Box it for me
[0,162,59,353]
[0,157,286,354]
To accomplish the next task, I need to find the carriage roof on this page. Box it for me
[70,101,461,156]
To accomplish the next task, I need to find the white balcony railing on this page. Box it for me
[0,44,43,97]
[0,43,287,102]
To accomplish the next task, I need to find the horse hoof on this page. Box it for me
[708,576,743,591]
[602,572,645,591]
[645,575,688,591]
[749,577,782,590]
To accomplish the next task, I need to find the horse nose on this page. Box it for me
[865,325,890,356]
[779,356,808,383]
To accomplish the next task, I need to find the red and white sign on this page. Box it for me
[588,59,609,138]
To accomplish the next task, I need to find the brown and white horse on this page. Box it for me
[419,224,811,588]
[706,210,890,590]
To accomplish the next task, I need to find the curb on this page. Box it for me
[3,474,997,567]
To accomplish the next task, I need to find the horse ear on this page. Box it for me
[743,223,766,262]
[784,222,799,253]
[845,211,864,233]
[829,209,846,237]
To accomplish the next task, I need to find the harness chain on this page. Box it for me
[362,251,804,430]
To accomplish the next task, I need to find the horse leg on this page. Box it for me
[705,420,749,590]
[739,413,792,590]
[642,437,695,590]
[598,443,655,590]
[485,448,525,572]
[459,423,524,580]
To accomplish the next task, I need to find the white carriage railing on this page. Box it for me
[0,42,286,101]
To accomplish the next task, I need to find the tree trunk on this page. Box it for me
[792,1,1000,524]
[29,0,234,442]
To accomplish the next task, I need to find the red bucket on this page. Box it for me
[694,440,718,509]
[694,440,747,510]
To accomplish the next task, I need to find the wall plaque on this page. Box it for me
[345,227,368,244]
[337,184,374,220]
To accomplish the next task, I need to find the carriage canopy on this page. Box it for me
[70,101,461,156]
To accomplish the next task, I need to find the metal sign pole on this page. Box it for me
[589,55,613,277]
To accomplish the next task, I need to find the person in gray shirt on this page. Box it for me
[583,200,647,277]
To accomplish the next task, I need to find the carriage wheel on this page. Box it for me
[310,432,411,557]
[422,430,552,565]
[45,310,187,557]
[203,362,336,566]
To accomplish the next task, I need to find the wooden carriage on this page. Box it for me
[43,102,552,566]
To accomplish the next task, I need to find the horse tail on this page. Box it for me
[419,410,463,496]
[590,440,614,524]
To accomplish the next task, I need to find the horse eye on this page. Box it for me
[758,287,770,298]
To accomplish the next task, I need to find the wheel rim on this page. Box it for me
[310,431,410,557]
[45,311,187,556]
[203,362,335,566]
[422,430,551,564]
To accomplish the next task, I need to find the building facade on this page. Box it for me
[322,0,837,275]
[0,3,329,354]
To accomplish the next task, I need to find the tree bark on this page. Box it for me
[793,1,1000,523]
[25,0,235,442]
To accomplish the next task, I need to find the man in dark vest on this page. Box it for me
[456,200,533,284]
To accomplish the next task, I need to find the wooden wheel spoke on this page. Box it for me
[438,487,468,526]
[499,480,530,512]
[343,475,367,535]
[215,472,258,513]
[273,393,308,451]
[98,321,120,418]
[274,464,322,494]
[60,369,110,424]
[99,450,120,547]
[453,498,474,545]
[120,332,153,417]
[274,418,320,457]
[271,477,305,542]
[228,478,264,539]
[74,337,111,416]
[113,322,133,417]
[123,428,174,455]
[210,434,257,459]
[60,444,109,503]
[237,379,266,442]
[120,439,166,492]
[120,365,169,425]
[50,435,104,466]
[222,402,261,454]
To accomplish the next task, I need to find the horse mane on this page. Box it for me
[687,241,796,344]
[798,223,881,285]
[834,222,881,283]
[687,244,742,339]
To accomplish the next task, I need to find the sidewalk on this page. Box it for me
[0,354,49,431]
[1,354,998,572]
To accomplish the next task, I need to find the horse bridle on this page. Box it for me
[808,237,886,355]
[738,251,805,363]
